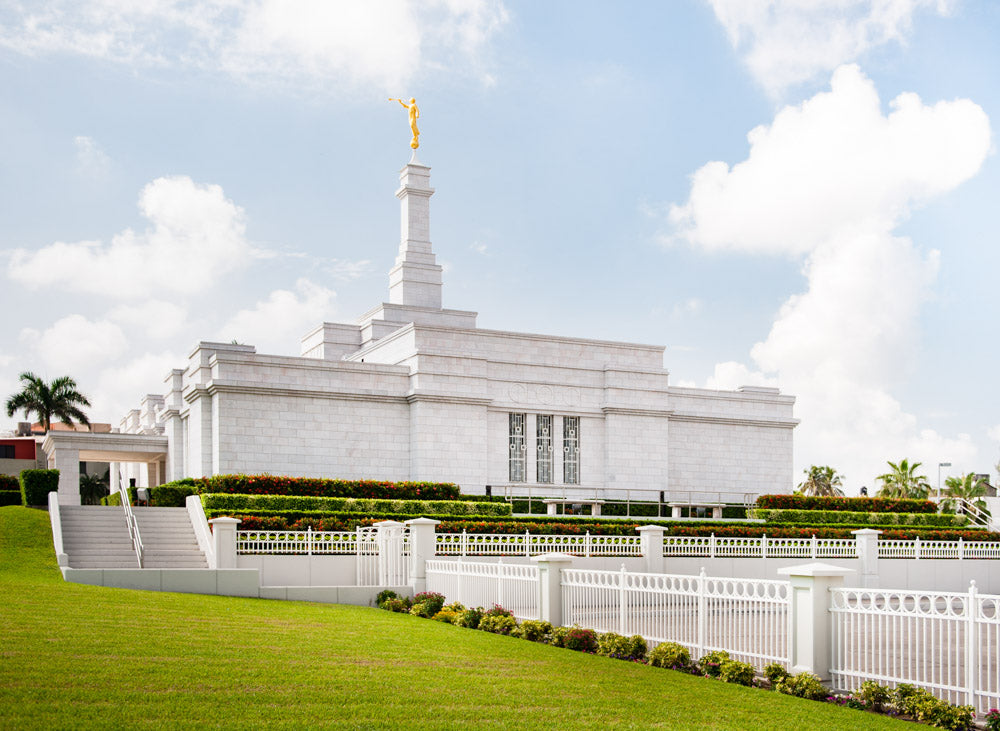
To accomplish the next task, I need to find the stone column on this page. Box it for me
[531,553,574,626]
[777,562,855,681]
[636,525,666,574]
[110,462,120,494]
[209,517,241,569]
[388,156,443,308]
[852,529,881,589]
[404,517,441,593]
[53,446,80,506]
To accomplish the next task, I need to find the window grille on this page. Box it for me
[0,445,14,459]
[563,416,579,484]
[536,415,553,483]
[509,413,526,482]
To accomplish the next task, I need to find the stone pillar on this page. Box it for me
[110,462,120,494]
[374,520,406,586]
[405,517,440,593]
[209,517,241,569]
[531,553,574,626]
[671,505,682,519]
[777,562,855,681]
[53,447,80,506]
[852,529,881,588]
[388,156,443,309]
[636,525,666,574]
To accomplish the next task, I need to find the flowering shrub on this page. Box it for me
[718,659,755,687]
[195,474,460,500]
[775,672,827,700]
[696,650,730,678]
[455,607,484,629]
[431,610,462,624]
[753,508,967,527]
[483,604,514,618]
[596,632,647,662]
[647,642,691,671]
[478,614,517,635]
[410,592,446,618]
[763,662,789,687]
[561,627,598,653]
[756,494,937,514]
[200,493,511,517]
[513,620,553,643]
[984,709,1000,731]
[856,680,890,711]
[0,474,20,491]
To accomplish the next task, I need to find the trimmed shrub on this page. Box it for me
[478,615,517,635]
[753,508,967,527]
[775,672,827,701]
[596,632,647,662]
[763,662,790,687]
[856,680,890,712]
[483,604,514,618]
[561,627,598,653]
[196,474,459,501]
[512,620,553,643]
[148,481,199,507]
[200,493,511,517]
[647,642,691,671]
[696,650,731,678]
[455,607,484,629]
[718,659,756,686]
[441,601,465,614]
[375,589,399,607]
[431,610,461,624]
[0,474,20,490]
[380,597,411,613]
[0,490,22,506]
[756,495,937,514]
[19,469,59,506]
[411,592,445,617]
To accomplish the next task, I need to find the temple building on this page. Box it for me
[44,153,797,505]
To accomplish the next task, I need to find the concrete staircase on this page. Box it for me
[133,507,208,569]
[60,506,139,568]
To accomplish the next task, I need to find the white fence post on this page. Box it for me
[966,580,979,707]
[762,534,767,558]
[852,529,881,589]
[959,537,964,561]
[811,535,817,560]
[307,526,313,556]
[532,553,573,626]
[525,530,530,558]
[915,535,921,560]
[618,564,627,635]
[498,558,505,608]
[462,529,468,557]
[710,533,716,559]
[209,517,241,569]
[697,567,707,656]
[637,525,666,574]
[777,563,855,681]
[404,517,440,594]
[586,531,591,558]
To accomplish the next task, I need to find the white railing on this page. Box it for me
[119,486,143,568]
[237,529,360,554]
[831,583,1000,713]
[661,534,857,559]
[561,566,789,667]
[879,537,1000,560]
[435,531,642,557]
[426,559,539,620]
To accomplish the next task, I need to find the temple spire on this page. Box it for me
[388,155,443,309]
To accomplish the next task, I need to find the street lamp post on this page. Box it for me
[938,462,952,498]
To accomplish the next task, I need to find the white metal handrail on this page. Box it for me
[119,487,143,568]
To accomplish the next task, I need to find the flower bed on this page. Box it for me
[755,495,937,514]
[752,508,968,527]
[200,493,512,517]
[194,474,459,501]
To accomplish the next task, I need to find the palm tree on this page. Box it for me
[941,472,988,514]
[875,459,930,500]
[796,465,845,497]
[79,472,109,505]
[5,372,91,432]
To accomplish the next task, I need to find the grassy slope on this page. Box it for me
[0,506,910,730]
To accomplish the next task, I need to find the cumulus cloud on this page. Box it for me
[0,0,508,91]
[8,176,251,298]
[707,0,954,96]
[93,351,186,424]
[219,277,336,354]
[19,314,128,373]
[108,300,189,339]
[669,66,992,489]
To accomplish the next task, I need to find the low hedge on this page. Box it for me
[0,490,22,506]
[203,509,520,531]
[756,495,937,514]
[752,509,968,527]
[0,474,19,491]
[19,469,59,506]
[200,493,512,517]
[101,481,198,508]
[194,474,459,501]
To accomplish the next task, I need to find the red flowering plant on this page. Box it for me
[755,494,937,514]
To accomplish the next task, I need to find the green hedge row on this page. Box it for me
[19,469,58,506]
[0,474,19,491]
[752,509,968,527]
[0,490,22,506]
[101,481,199,508]
[194,474,459,500]
[200,493,512,517]
[203,509,517,531]
[755,494,938,514]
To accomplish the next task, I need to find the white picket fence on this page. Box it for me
[830,584,1000,714]
[661,534,857,559]
[435,531,642,557]
[878,538,1000,560]
[561,567,789,666]
[425,559,539,620]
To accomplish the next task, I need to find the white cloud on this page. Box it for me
[73,135,111,178]
[325,259,372,281]
[988,425,1000,443]
[671,298,703,319]
[0,0,508,92]
[93,350,185,425]
[669,66,992,490]
[219,277,336,354]
[19,314,128,373]
[108,300,189,339]
[8,176,251,298]
[704,361,777,391]
[707,0,954,96]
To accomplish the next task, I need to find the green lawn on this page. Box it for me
[0,506,911,729]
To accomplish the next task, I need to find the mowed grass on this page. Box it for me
[1,507,911,730]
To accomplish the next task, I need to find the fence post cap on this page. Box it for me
[208,517,242,526]
[851,528,883,537]
[777,562,855,578]
[403,517,441,527]
[530,552,575,565]
[635,525,667,534]
[372,520,405,528]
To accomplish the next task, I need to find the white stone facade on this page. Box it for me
[121,156,798,501]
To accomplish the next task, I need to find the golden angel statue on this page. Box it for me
[389,97,420,149]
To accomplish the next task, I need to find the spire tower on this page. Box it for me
[388,152,443,309]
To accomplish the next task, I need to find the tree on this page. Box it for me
[941,472,988,514]
[79,472,109,506]
[875,459,930,500]
[5,372,91,432]
[796,465,845,497]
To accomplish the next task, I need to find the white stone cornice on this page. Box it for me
[204,381,410,404]
[404,392,493,407]
[601,406,675,417]
[668,411,800,429]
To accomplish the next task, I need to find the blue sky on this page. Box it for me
[1,1,997,493]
